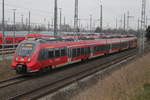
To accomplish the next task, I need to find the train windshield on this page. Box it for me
[17,43,35,57]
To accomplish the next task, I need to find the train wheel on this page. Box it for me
[85,58,89,63]
[48,66,52,72]
[39,68,44,74]
[81,58,86,62]
[39,66,52,73]
[104,53,109,56]
[82,58,89,63]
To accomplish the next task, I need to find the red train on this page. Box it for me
[0,33,26,48]
[0,33,59,47]
[0,33,48,48]
[11,36,137,74]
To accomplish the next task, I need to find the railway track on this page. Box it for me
[0,75,26,89]
[0,48,16,55]
[14,50,136,100]
[0,44,18,48]
[0,48,137,100]
[0,43,18,55]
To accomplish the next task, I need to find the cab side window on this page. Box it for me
[38,49,48,60]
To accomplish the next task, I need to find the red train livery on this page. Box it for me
[11,37,137,74]
[0,33,26,48]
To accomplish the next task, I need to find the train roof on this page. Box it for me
[39,39,109,48]
[21,37,64,44]
[38,37,137,49]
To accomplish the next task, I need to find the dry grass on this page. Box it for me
[71,53,150,100]
[136,83,150,100]
[0,60,16,80]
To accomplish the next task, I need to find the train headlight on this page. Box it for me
[16,57,18,61]
[27,58,31,62]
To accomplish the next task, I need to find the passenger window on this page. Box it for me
[88,47,91,54]
[48,50,54,58]
[94,46,96,51]
[61,49,66,56]
[99,45,101,51]
[81,48,84,55]
[85,47,89,54]
[72,49,76,57]
[77,48,81,56]
[55,49,60,58]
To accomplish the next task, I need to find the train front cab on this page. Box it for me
[12,42,39,74]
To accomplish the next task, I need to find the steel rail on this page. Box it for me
[0,75,26,89]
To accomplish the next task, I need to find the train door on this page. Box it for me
[38,48,49,68]
[59,47,68,65]
[67,46,72,63]
[109,43,113,53]
[53,47,61,66]
[47,48,55,66]
[91,46,94,56]
[104,44,110,54]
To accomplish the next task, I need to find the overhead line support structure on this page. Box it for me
[54,0,58,37]
[100,1,103,32]
[74,0,79,40]
[140,0,146,54]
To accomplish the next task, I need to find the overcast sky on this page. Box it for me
[0,0,150,29]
